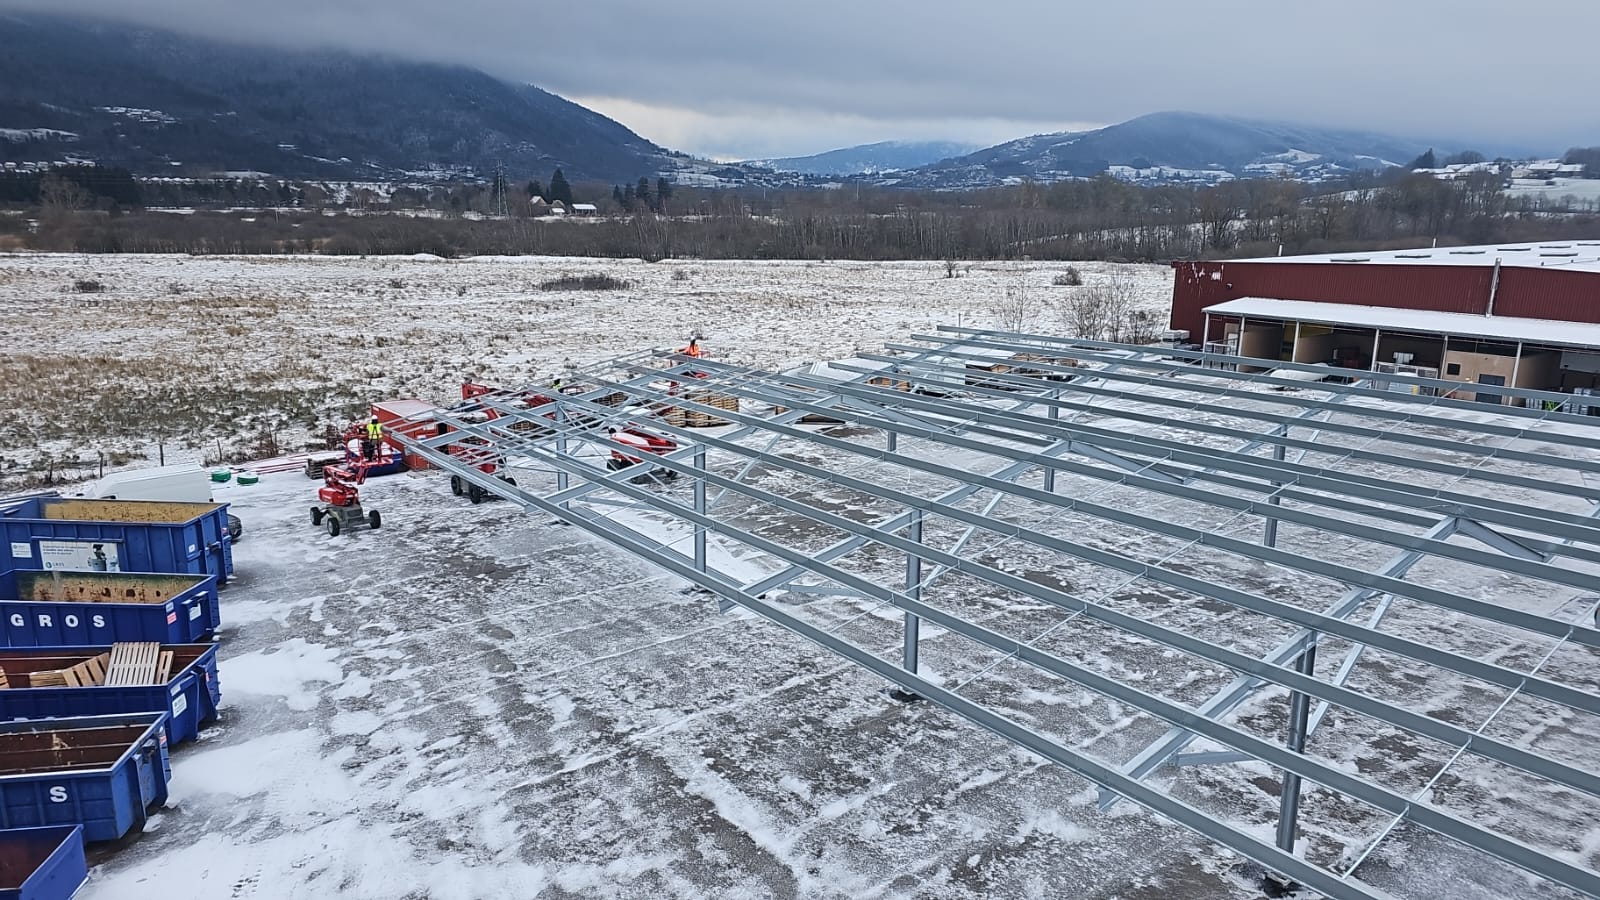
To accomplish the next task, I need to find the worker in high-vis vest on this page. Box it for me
[680,337,703,358]
[363,417,383,461]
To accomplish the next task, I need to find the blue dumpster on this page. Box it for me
[0,645,219,744]
[0,569,220,646]
[0,825,87,900]
[0,499,233,586]
[0,714,169,843]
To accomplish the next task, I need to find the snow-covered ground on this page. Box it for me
[0,254,1170,489]
[1505,177,1600,206]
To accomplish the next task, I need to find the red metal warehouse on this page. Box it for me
[1169,242,1600,343]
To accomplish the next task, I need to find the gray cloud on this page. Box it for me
[2,0,1596,158]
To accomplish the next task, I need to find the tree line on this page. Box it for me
[5,164,1600,261]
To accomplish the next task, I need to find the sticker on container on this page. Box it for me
[189,604,203,620]
[171,694,187,717]
[166,611,177,625]
[37,540,120,573]
[9,542,28,559]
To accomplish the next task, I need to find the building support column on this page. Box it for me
[1509,341,1524,407]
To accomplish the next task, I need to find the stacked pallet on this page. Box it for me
[104,643,173,686]
[664,390,740,428]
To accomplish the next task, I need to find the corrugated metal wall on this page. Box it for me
[1493,267,1600,323]
[1170,260,1597,340]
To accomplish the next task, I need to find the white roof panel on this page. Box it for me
[1229,241,1600,274]
[1204,297,1600,350]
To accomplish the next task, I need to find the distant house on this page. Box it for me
[548,201,566,217]
[570,203,598,215]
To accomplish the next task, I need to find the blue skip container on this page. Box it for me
[0,825,87,900]
[0,499,233,586]
[0,645,219,745]
[0,570,220,647]
[0,714,170,843]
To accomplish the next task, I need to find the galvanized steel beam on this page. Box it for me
[399,400,1600,899]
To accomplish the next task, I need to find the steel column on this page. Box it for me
[1276,640,1318,854]
[904,509,923,674]
[694,447,707,574]
[1263,442,1286,548]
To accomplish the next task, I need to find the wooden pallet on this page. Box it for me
[21,653,109,689]
[104,642,163,686]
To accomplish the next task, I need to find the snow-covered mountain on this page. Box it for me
[747,140,982,176]
[890,112,1433,187]
[0,12,708,183]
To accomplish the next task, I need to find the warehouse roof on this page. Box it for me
[1204,297,1600,350]
[1232,241,1600,274]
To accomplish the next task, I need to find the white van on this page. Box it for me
[85,464,244,541]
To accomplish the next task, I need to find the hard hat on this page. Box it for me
[370,416,378,423]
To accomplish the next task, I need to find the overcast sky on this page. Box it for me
[2,0,1596,159]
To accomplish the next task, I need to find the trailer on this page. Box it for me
[0,499,233,586]
[0,570,220,646]
[0,713,170,843]
[82,464,243,543]
[0,826,87,900]
[0,644,219,745]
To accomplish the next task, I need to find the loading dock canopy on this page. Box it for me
[1205,297,1600,349]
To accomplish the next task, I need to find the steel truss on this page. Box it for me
[389,332,1600,900]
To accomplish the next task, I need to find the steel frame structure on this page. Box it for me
[389,332,1600,900]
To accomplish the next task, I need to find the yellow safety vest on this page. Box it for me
[366,422,383,440]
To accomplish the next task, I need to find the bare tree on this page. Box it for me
[1058,284,1112,340]
[991,281,1043,333]
[37,174,90,249]
[1058,271,1150,342]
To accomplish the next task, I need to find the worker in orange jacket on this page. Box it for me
[678,336,707,380]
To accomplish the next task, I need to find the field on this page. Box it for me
[0,254,1169,488]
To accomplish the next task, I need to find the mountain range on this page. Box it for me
[0,14,1529,189]
[0,12,689,184]
[886,112,1435,188]
[745,141,982,176]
